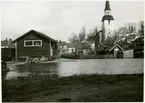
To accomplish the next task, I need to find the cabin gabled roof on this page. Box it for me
[13,30,57,43]
[109,44,124,52]
[97,44,124,52]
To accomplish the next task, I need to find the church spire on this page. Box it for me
[101,0,115,42]
[102,0,114,21]
[104,1,111,11]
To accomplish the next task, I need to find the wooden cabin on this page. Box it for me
[13,30,58,61]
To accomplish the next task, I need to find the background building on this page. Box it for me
[101,1,115,43]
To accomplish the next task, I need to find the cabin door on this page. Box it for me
[114,47,119,58]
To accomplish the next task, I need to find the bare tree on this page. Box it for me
[138,21,144,36]
[86,27,102,50]
[118,27,128,37]
[86,27,99,42]
[68,27,87,44]
[68,32,79,43]
[117,23,136,38]
[125,23,136,34]
[78,27,86,42]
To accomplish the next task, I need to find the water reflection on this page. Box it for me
[5,59,144,80]
[6,71,30,80]
[5,63,59,80]
[58,59,143,77]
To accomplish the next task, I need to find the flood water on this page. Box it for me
[5,59,143,80]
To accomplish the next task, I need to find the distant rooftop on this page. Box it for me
[1,38,15,48]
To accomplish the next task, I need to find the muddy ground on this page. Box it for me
[2,74,143,102]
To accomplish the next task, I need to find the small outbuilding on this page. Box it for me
[96,44,124,58]
[13,30,58,61]
[133,36,144,58]
[123,49,134,58]
[1,38,15,61]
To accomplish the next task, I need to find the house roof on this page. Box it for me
[1,39,15,48]
[75,42,91,49]
[109,44,124,52]
[13,30,57,43]
[67,42,91,49]
[126,33,136,43]
[75,42,82,49]
[134,36,144,42]
[1,40,8,47]
[58,41,67,46]
[67,43,75,48]
[82,43,91,49]
[97,44,124,52]
[96,45,105,51]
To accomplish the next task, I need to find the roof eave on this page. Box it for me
[12,30,58,43]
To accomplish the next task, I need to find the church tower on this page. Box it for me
[101,1,114,43]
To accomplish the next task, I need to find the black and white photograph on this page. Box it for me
[1,0,144,102]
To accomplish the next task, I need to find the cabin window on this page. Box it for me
[34,40,41,46]
[25,41,32,46]
[24,40,42,47]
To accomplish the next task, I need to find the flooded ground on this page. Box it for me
[5,58,143,80]
[3,59,143,102]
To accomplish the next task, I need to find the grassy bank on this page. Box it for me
[2,74,143,102]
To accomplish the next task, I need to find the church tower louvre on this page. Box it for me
[101,0,114,43]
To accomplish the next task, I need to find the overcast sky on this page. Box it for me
[1,0,144,41]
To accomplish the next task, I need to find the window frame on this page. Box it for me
[24,40,42,47]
